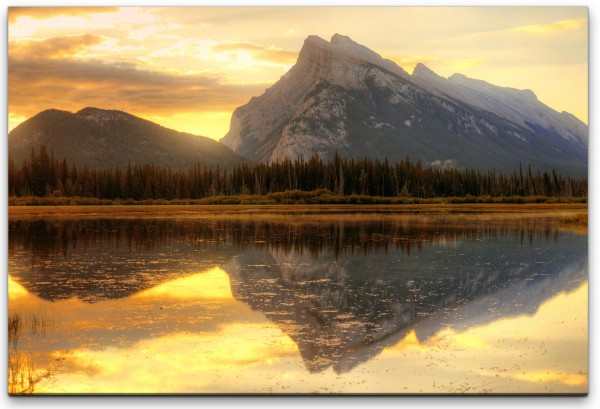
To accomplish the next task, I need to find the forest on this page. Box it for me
[8,145,588,203]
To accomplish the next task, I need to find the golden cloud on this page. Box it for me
[509,18,586,35]
[8,56,266,124]
[8,7,120,23]
[150,39,297,67]
[210,41,297,65]
[10,34,104,59]
[38,324,299,393]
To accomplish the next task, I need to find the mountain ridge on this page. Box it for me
[9,107,248,170]
[220,33,587,177]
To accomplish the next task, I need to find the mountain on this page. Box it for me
[410,64,588,147]
[225,231,587,374]
[8,218,244,303]
[220,34,588,177]
[8,107,248,169]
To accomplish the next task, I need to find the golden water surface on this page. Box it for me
[7,214,588,394]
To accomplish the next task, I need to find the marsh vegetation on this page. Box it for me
[8,309,56,394]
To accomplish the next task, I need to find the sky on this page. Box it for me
[1,4,598,407]
[7,6,588,141]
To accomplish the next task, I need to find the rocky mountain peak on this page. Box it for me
[518,88,538,101]
[298,34,409,79]
[329,33,382,60]
[448,73,538,101]
[331,33,386,62]
[330,33,353,45]
[296,35,335,73]
[220,33,587,176]
[303,35,331,49]
[412,63,443,80]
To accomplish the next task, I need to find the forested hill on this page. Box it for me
[8,107,248,170]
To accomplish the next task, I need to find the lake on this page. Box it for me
[7,209,588,394]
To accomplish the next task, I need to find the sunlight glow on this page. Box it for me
[381,283,588,391]
[513,370,587,386]
[134,267,234,300]
[8,113,28,132]
[382,329,422,351]
[38,323,299,394]
[8,276,29,299]
[144,111,233,139]
[509,19,586,35]
[7,7,588,133]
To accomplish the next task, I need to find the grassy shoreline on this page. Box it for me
[8,202,588,216]
[9,203,587,235]
[8,192,587,207]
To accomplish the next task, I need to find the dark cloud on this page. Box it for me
[8,7,120,23]
[8,56,266,117]
[10,34,104,59]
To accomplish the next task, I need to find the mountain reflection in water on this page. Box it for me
[8,215,587,385]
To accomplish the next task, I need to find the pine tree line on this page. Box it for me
[8,145,588,200]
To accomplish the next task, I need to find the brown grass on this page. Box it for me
[553,212,588,234]
[8,204,588,236]
[8,202,588,219]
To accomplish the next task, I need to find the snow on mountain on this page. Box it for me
[221,34,587,176]
[412,65,587,147]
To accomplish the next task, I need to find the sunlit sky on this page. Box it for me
[8,6,588,140]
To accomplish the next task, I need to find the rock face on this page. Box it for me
[411,64,588,147]
[9,107,247,169]
[221,34,588,176]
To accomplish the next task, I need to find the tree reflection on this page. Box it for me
[9,216,565,259]
[9,217,571,303]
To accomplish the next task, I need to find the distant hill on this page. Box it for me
[221,34,587,177]
[9,107,249,169]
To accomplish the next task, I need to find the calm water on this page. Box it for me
[8,213,588,394]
